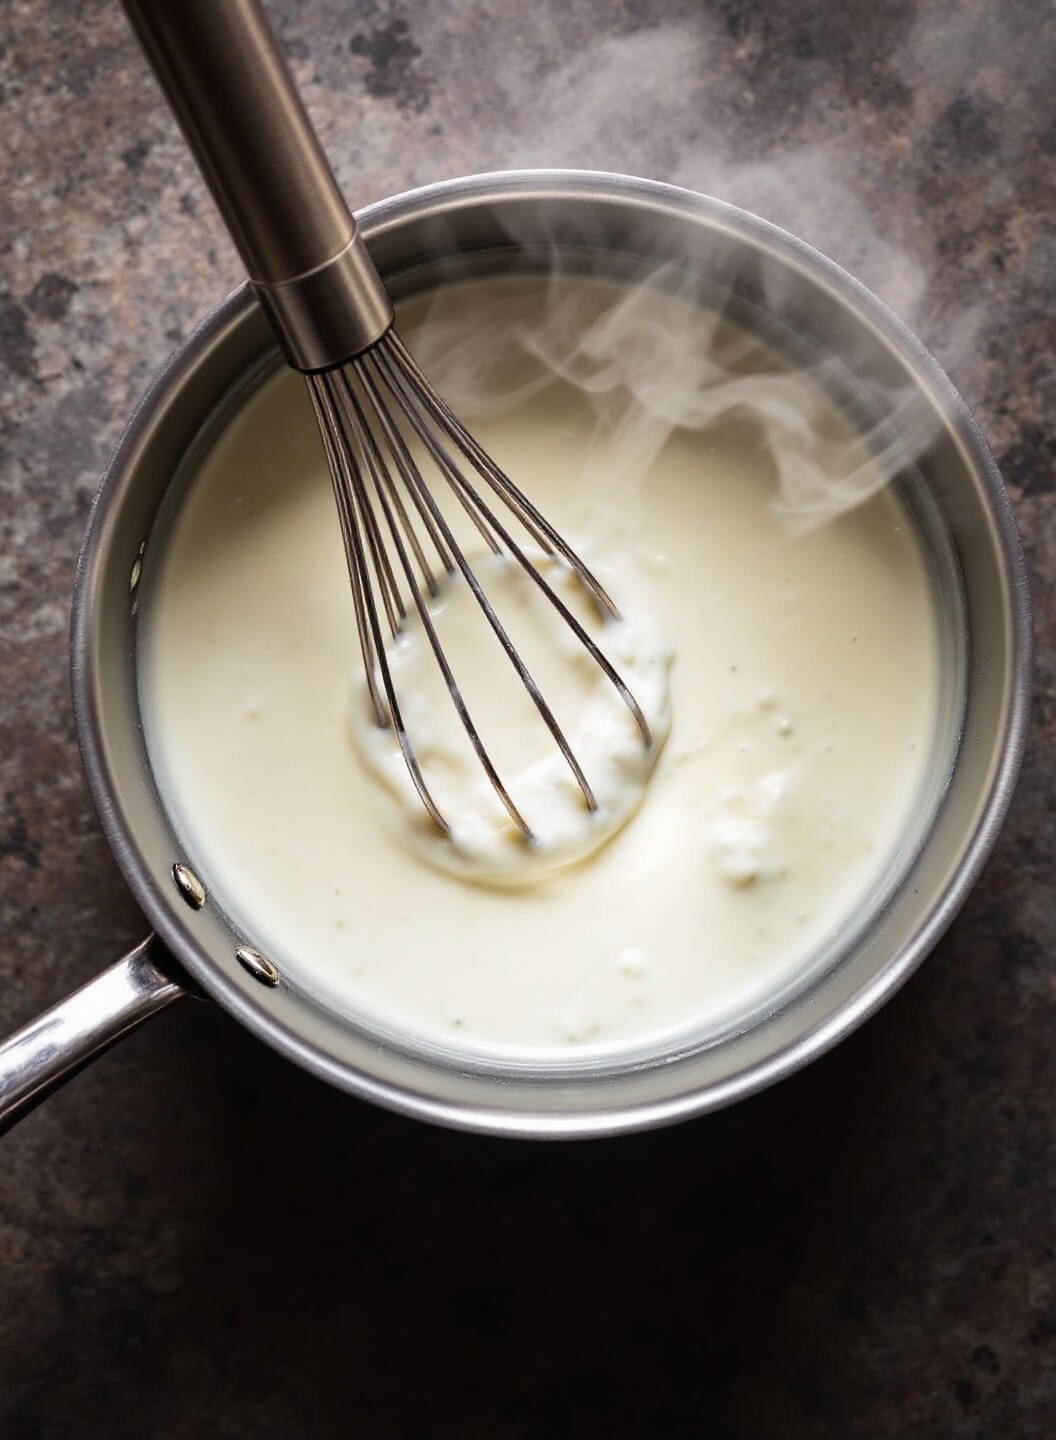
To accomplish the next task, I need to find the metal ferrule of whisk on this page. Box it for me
[121,0,651,841]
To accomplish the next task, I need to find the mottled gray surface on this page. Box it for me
[1,0,1054,1434]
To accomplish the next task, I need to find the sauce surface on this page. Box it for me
[140,276,942,1058]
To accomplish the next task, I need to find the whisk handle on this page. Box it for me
[120,0,393,369]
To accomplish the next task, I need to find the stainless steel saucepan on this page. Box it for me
[0,171,1031,1138]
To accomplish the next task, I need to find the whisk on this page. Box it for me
[122,0,651,840]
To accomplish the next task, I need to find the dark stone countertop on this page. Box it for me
[1,1,1053,1434]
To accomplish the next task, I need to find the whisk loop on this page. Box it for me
[307,331,652,843]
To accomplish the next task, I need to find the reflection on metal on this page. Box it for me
[0,937,185,1132]
[235,945,280,987]
[172,862,206,910]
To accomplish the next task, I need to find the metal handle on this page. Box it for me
[0,936,187,1133]
[119,0,392,369]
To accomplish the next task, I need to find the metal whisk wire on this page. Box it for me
[306,331,653,843]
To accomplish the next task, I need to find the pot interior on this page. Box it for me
[74,173,1029,1135]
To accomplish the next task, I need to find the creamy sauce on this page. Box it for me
[353,548,672,883]
[140,276,942,1059]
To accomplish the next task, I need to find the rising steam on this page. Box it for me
[407,263,940,535]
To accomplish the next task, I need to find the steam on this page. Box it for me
[485,21,931,321]
[303,6,990,531]
[323,7,986,532]
[409,263,939,535]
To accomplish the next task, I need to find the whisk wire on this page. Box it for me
[308,379,384,720]
[332,373,408,634]
[322,369,540,841]
[308,329,654,839]
[309,373,450,835]
[358,348,603,816]
[369,338,653,750]
[367,347,505,559]
[386,333,621,617]
[338,367,452,593]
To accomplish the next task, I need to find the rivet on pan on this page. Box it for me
[235,945,280,987]
[129,556,142,593]
[172,862,206,910]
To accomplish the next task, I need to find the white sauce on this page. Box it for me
[353,549,672,884]
[140,276,942,1059]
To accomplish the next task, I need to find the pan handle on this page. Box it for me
[0,935,187,1133]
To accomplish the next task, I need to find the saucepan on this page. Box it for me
[0,171,1031,1137]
